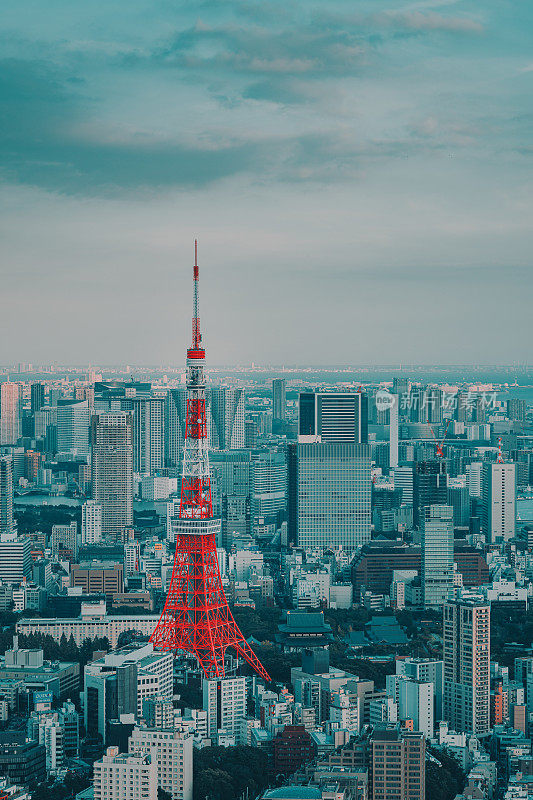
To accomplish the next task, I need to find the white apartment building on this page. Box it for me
[93,747,157,800]
[203,676,247,745]
[129,727,193,800]
[124,540,141,576]
[39,715,65,774]
[482,461,516,543]
[329,688,360,733]
[81,501,103,545]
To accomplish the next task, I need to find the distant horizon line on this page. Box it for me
[0,364,531,371]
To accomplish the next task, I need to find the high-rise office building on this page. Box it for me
[203,676,247,745]
[467,462,482,498]
[209,450,251,548]
[272,379,287,421]
[393,378,410,422]
[389,395,399,469]
[57,399,90,456]
[131,396,164,475]
[0,534,31,583]
[454,391,469,423]
[288,442,371,552]
[207,388,245,450]
[81,501,103,545]
[251,450,287,518]
[164,387,187,468]
[34,406,57,440]
[91,412,133,541]
[0,456,14,535]
[30,383,45,414]
[482,461,516,543]
[93,747,157,800]
[508,398,526,423]
[443,598,490,735]
[0,383,22,445]
[371,725,425,800]
[129,728,193,800]
[421,505,454,608]
[392,465,413,505]
[447,484,470,527]
[298,391,368,444]
[427,387,443,424]
[413,460,447,527]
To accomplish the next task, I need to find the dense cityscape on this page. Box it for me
[0,250,530,800]
[2,0,532,798]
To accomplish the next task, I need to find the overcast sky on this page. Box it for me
[1,0,532,366]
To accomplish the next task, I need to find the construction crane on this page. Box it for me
[428,418,452,458]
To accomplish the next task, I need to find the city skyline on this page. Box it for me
[1,0,532,365]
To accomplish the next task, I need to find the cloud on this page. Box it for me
[382,10,484,34]
[151,22,367,78]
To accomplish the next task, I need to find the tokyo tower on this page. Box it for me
[150,242,270,681]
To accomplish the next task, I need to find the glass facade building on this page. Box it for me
[288,442,371,552]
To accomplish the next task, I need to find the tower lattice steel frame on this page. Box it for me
[150,243,270,680]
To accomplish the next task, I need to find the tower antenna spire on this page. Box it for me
[150,243,270,681]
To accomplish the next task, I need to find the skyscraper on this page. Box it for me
[272,378,286,421]
[508,398,526,423]
[389,394,399,469]
[392,465,414,505]
[0,456,14,535]
[421,505,454,608]
[443,598,490,735]
[413,460,447,527]
[131,395,164,475]
[251,450,287,518]
[298,391,368,444]
[209,450,251,548]
[292,392,370,553]
[482,461,516,543]
[371,725,425,800]
[0,382,22,445]
[164,387,187,468]
[447,484,470,527]
[207,387,245,450]
[91,412,133,540]
[57,399,90,456]
[288,442,371,552]
[30,383,45,414]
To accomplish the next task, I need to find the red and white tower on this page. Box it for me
[150,243,270,680]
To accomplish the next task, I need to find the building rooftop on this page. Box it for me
[278,612,332,633]
[263,789,321,800]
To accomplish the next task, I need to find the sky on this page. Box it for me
[0,0,532,366]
